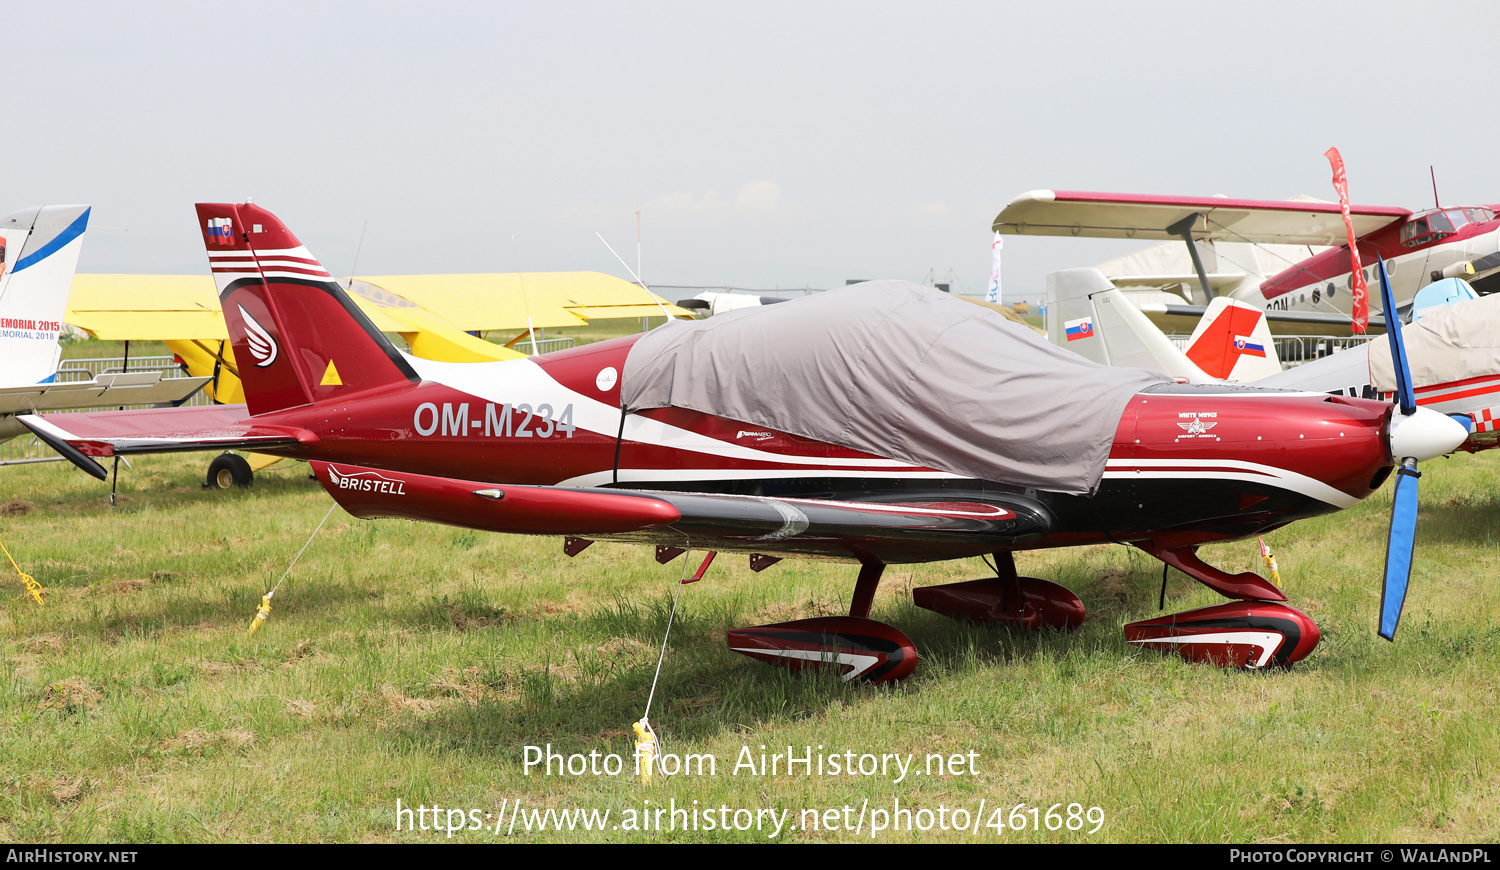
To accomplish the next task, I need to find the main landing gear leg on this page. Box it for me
[1126,544,1321,669]
[911,551,1086,630]
[725,560,918,684]
[848,562,884,618]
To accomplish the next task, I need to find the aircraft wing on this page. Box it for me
[312,461,1052,564]
[993,190,1410,245]
[19,404,315,480]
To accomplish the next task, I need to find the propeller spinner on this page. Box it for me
[1376,257,1470,640]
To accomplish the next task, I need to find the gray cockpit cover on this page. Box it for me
[621,281,1170,495]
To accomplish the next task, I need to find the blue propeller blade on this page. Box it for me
[1380,462,1420,640]
[1377,257,1417,416]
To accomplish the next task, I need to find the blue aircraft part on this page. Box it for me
[1411,277,1478,320]
[13,207,91,272]
[1377,258,1417,416]
[1379,464,1420,640]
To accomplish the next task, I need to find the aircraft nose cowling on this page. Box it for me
[1387,406,1470,461]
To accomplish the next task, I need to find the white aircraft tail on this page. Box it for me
[1181,297,1282,382]
[1045,268,1212,382]
[0,205,91,387]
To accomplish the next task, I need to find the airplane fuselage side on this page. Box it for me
[1259,212,1500,315]
[236,337,1394,561]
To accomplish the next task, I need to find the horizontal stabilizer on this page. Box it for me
[0,374,209,417]
[20,404,315,465]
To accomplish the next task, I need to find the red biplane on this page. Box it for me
[22,204,1468,680]
[993,189,1500,330]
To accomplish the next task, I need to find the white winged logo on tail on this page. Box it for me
[237,304,279,368]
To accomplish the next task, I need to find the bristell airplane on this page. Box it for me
[21,203,1467,681]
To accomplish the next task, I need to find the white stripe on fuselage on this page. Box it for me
[1103,457,1359,508]
[404,354,923,470]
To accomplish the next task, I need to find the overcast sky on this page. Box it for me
[7,2,1497,300]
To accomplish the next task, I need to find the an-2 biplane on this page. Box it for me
[23,203,1469,681]
[993,189,1500,330]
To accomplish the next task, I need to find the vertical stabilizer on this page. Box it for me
[1046,268,1211,381]
[1183,297,1282,382]
[0,205,90,387]
[195,203,417,416]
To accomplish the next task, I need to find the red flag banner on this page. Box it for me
[1324,147,1369,334]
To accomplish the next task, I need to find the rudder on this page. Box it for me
[0,205,90,386]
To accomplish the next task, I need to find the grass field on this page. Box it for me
[2,445,1498,843]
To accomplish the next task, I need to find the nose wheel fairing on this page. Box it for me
[1126,543,1322,669]
[1124,601,1321,669]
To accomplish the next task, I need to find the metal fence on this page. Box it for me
[1167,334,1374,368]
[513,337,576,355]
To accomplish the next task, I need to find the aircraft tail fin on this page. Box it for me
[0,205,90,387]
[1045,268,1212,381]
[1183,297,1282,382]
[194,203,417,416]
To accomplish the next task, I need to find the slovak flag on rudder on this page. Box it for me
[1065,317,1094,341]
[986,234,1003,303]
[1233,335,1267,357]
[206,217,234,245]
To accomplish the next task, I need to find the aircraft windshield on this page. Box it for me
[1403,210,1462,247]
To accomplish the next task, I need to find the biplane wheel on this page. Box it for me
[205,453,254,489]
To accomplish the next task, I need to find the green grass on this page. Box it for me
[2,450,1499,842]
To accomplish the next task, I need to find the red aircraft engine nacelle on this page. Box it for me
[727,617,919,684]
[912,577,1086,631]
[1124,601,1321,669]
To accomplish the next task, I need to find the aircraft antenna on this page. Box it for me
[512,235,539,355]
[1430,166,1440,209]
[596,232,674,322]
[346,220,369,291]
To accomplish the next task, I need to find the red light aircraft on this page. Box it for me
[994,190,1500,328]
[21,204,1469,681]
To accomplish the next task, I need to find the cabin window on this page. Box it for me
[1401,211,1455,248]
[1464,207,1494,223]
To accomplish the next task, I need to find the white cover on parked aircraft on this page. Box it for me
[622,281,1170,495]
[1369,293,1500,391]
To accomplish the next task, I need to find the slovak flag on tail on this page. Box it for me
[206,217,234,245]
[1184,298,1281,382]
[1233,335,1267,357]
[1064,317,1094,341]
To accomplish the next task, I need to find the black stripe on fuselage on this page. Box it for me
[220,275,419,383]
[607,475,1341,543]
